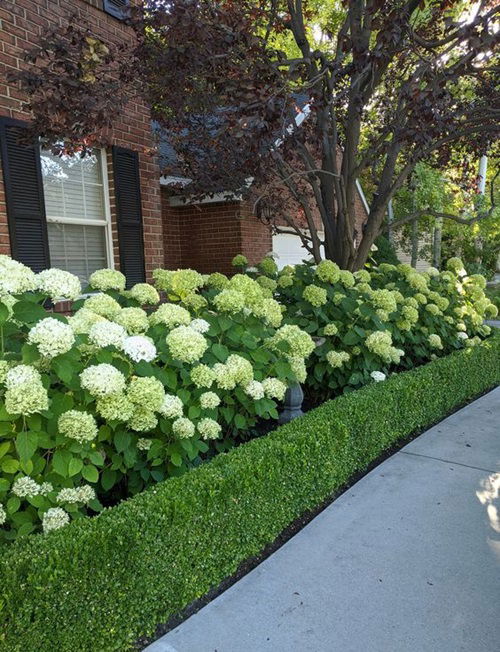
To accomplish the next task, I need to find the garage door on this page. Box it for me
[272,232,324,269]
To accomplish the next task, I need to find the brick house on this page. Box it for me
[0,0,368,285]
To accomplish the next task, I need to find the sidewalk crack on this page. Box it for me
[398,450,497,474]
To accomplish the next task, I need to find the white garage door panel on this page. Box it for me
[272,232,324,269]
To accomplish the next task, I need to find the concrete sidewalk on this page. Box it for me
[146,387,500,652]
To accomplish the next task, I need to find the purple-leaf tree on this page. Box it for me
[9,0,500,269]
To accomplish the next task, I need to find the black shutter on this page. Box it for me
[112,146,145,287]
[0,117,50,272]
[103,0,129,20]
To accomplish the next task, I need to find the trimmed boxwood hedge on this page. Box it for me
[1,335,499,652]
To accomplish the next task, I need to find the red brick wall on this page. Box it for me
[0,0,163,279]
[161,184,369,274]
[162,191,273,274]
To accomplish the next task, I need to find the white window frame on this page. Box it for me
[42,148,115,272]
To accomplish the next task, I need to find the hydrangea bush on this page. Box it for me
[252,256,497,404]
[0,257,311,540]
[0,252,495,541]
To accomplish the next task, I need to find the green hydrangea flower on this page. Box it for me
[315,260,340,284]
[302,284,328,307]
[89,268,126,292]
[232,254,248,267]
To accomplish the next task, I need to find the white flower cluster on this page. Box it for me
[197,417,221,440]
[114,307,149,334]
[42,507,70,533]
[83,293,121,319]
[122,335,157,363]
[244,380,265,400]
[189,318,210,334]
[166,325,208,363]
[128,283,160,306]
[149,303,191,329]
[68,308,106,334]
[56,485,95,504]
[80,363,126,397]
[96,393,133,422]
[88,320,127,349]
[137,437,152,451]
[12,476,42,498]
[28,318,75,358]
[58,410,98,443]
[89,268,126,292]
[5,365,48,415]
[326,350,350,368]
[0,255,37,295]
[172,417,195,439]
[159,394,184,418]
[370,371,386,382]
[199,391,221,409]
[262,377,287,401]
[37,268,81,301]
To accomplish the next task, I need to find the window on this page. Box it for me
[103,0,130,20]
[40,149,113,285]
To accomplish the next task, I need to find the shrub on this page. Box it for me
[0,257,312,541]
[1,335,498,652]
[255,256,497,403]
[369,235,400,266]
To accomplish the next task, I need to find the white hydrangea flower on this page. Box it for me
[5,365,42,389]
[166,326,208,363]
[122,335,157,363]
[83,293,122,319]
[172,417,195,439]
[428,334,443,350]
[127,376,165,412]
[199,391,221,409]
[326,350,350,368]
[149,303,191,328]
[189,318,210,334]
[37,268,81,301]
[80,363,126,397]
[0,503,5,525]
[370,371,386,382]
[76,485,96,503]
[5,365,49,415]
[96,393,134,422]
[56,488,79,503]
[262,378,287,401]
[244,380,265,400]
[11,476,41,498]
[114,307,149,334]
[197,417,222,440]
[68,308,106,334]
[28,317,75,358]
[39,482,53,496]
[128,407,158,432]
[89,268,126,292]
[457,332,468,340]
[57,485,95,504]
[0,255,37,294]
[58,410,98,443]
[42,507,70,533]
[137,438,153,451]
[128,283,160,306]
[158,394,184,419]
[88,320,127,349]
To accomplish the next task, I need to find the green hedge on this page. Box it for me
[1,335,499,652]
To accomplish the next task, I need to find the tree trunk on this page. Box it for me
[410,218,419,268]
